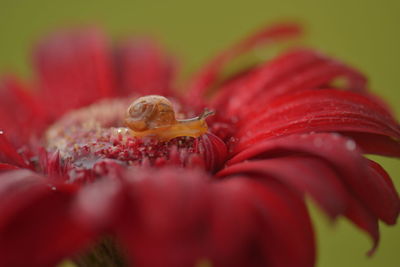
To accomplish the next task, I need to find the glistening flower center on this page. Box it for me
[44,96,213,180]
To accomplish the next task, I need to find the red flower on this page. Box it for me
[0,23,399,267]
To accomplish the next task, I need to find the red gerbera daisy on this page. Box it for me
[0,23,399,267]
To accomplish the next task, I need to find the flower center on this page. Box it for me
[44,96,217,182]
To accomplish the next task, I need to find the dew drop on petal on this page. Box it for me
[313,137,323,147]
[330,133,341,140]
[346,140,356,151]
[47,184,57,191]
[301,134,308,139]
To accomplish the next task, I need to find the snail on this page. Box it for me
[125,95,214,141]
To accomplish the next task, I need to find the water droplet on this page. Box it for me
[330,133,340,140]
[314,137,323,147]
[346,140,356,151]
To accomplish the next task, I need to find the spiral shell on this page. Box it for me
[125,95,177,132]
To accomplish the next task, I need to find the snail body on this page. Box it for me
[125,95,213,141]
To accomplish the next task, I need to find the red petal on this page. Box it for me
[34,28,115,118]
[365,159,400,222]
[73,176,125,231]
[341,132,400,157]
[187,22,302,103]
[71,159,126,230]
[217,157,381,253]
[194,132,228,172]
[345,198,380,256]
[0,170,92,266]
[209,177,315,267]
[207,179,259,267]
[245,59,367,113]
[116,38,177,96]
[0,131,29,168]
[115,167,212,267]
[211,49,366,117]
[236,89,400,151]
[218,156,349,219]
[0,76,47,144]
[210,49,323,113]
[229,133,399,225]
[112,167,315,267]
[0,163,19,171]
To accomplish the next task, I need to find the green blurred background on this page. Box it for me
[0,0,398,266]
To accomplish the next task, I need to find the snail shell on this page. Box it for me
[125,95,177,132]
